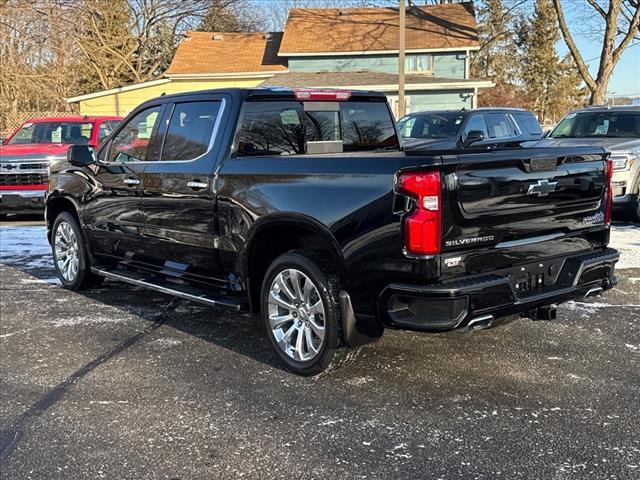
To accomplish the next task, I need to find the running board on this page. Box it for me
[91,267,248,311]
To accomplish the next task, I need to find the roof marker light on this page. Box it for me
[293,89,351,101]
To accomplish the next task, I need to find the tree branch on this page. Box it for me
[551,0,597,92]
[613,3,640,62]
[586,0,607,19]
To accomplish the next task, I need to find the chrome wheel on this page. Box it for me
[267,268,326,362]
[54,221,80,282]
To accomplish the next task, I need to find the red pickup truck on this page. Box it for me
[0,116,121,218]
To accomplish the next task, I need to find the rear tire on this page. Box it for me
[261,250,360,376]
[51,211,101,290]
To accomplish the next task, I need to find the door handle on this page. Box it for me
[187,180,208,190]
[124,178,140,186]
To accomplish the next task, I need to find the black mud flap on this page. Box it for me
[339,291,384,347]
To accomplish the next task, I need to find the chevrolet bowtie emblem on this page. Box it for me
[527,179,557,197]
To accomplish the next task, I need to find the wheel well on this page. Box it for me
[46,197,78,242]
[247,224,343,313]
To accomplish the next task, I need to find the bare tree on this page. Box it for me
[552,0,640,104]
[0,0,253,134]
[262,0,396,31]
[198,0,264,32]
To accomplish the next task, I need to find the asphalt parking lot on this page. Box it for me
[1,217,639,479]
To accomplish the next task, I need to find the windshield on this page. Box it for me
[397,112,462,139]
[7,121,93,145]
[550,111,640,139]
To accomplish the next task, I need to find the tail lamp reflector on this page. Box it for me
[397,172,442,255]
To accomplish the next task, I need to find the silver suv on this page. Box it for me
[540,105,640,222]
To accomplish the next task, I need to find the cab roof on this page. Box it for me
[139,87,387,104]
[22,115,122,123]
[404,107,531,118]
[569,105,640,114]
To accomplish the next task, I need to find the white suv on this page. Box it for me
[541,106,640,222]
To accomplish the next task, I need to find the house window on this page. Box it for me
[406,55,433,73]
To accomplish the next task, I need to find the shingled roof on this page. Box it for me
[260,71,492,90]
[165,31,287,76]
[279,2,478,55]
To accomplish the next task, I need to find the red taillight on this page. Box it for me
[605,157,613,225]
[293,88,351,101]
[397,172,441,255]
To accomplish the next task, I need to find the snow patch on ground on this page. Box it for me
[0,225,51,259]
[345,376,375,386]
[20,277,61,285]
[561,300,640,315]
[147,338,182,349]
[610,224,640,269]
[50,315,129,327]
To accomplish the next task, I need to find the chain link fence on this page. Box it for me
[1,110,80,139]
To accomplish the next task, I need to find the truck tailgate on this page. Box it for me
[440,147,611,277]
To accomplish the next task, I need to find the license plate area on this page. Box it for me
[507,258,567,295]
[1,194,20,206]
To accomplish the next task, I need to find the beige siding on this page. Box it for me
[77,78,265,116]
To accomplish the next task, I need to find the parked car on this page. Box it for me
[0,115,121,218]
[46,88,618,375]
[397,108,543,151]
[537,105,640,222]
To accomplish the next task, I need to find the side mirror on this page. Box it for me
[463,130,485,148]
[67,145,96,166]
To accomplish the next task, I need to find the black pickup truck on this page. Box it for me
[46,88,619,375]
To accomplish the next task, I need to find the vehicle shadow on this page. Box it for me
[87,281,284,370]
[1,255,285,372]
[0,214,45,226]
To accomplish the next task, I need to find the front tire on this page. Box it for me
[261,250,359,376]
[52,211,100,290]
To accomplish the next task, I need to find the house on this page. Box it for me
[67,32,286,116]
[269,3,491,115]
[68,2,491,117]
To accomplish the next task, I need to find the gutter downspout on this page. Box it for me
[398,0,406,118]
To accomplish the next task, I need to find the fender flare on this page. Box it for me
[45,193,83,241]
[241,212,346,278]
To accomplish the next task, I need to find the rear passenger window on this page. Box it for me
[234,100,398,156]
[161,101,220,161]
[485,113,519,138]
[236,102,305,156]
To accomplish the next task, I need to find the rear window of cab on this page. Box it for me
[234,100,399,156]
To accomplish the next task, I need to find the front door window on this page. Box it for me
[107,106,163,163]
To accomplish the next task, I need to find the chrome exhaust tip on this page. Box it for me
[584,287,603,299]
[466,314,494,331]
